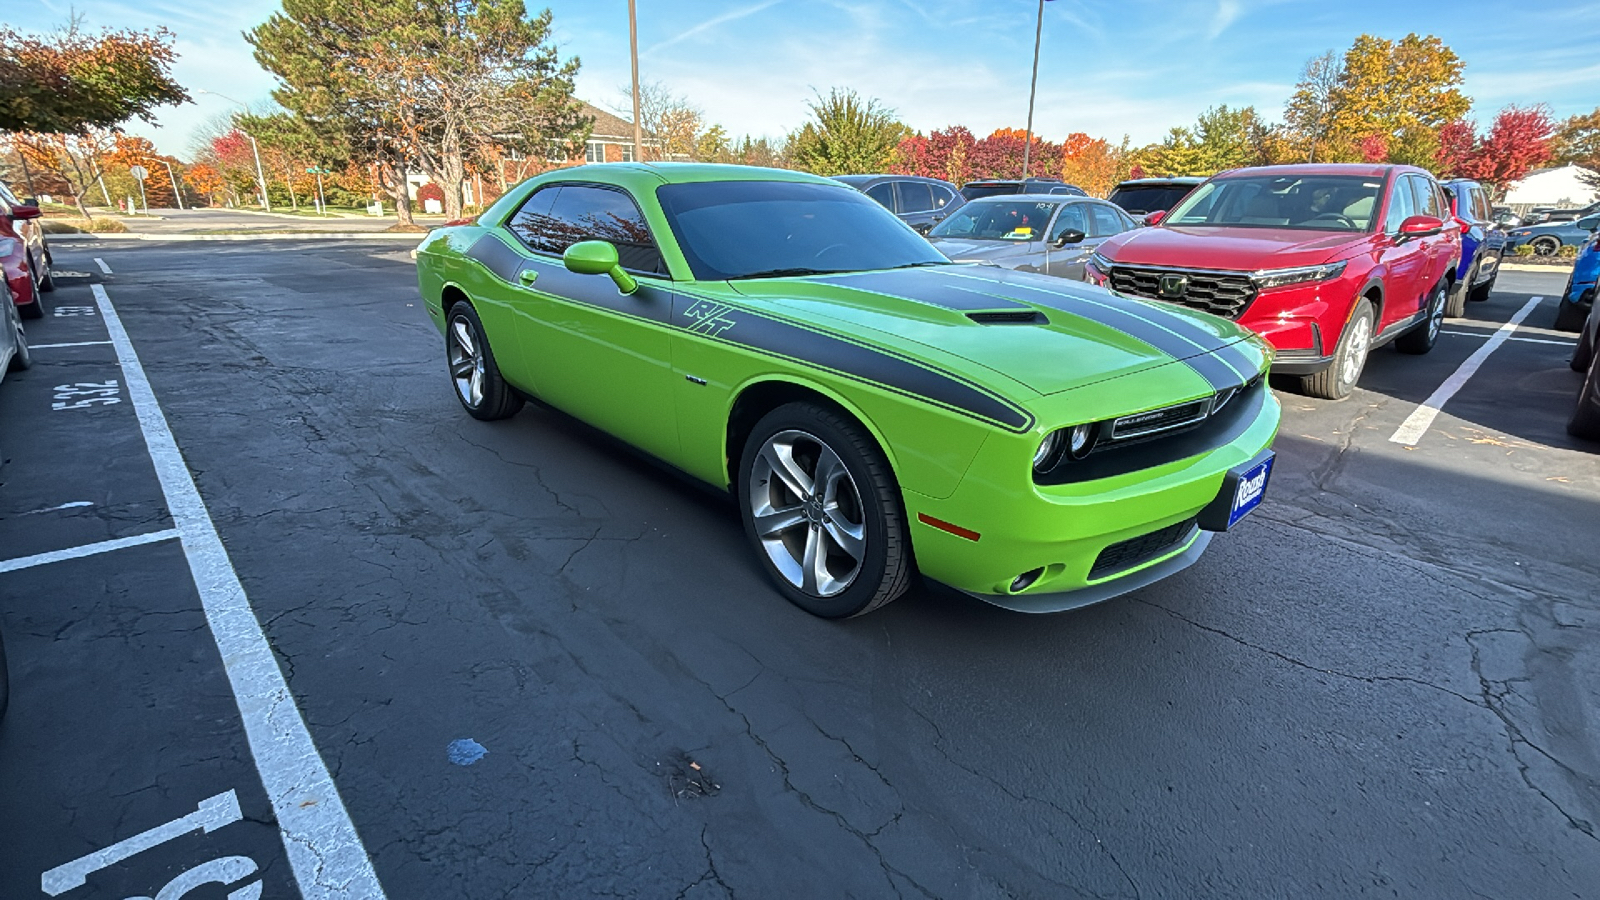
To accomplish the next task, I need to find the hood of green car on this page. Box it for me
[727,266,1256,396]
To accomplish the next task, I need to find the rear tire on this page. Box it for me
[445,301,523,421]
[1398,281,1446,354]
[1296,298,1374,400]
[1573,314,1595,373]
[38,251,55,293]
[7,300,30,373]
[737,401,912,618]
[1445,264,1471,318]
[1468,266,1496,303]
[1568,351,1600,440]
[1532,236,1561,257]
[1554,297,1589,332]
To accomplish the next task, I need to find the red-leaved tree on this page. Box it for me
[1358,133,1388,163]
[1435,119,1477,178]
[890,126,977,185]
[1457,105,1555,196]
[969,128,1062,181]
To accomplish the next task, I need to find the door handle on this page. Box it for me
[517,269,538,286]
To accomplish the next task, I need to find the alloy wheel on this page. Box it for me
[1428,285,1445,338]
[448,316,485,408]
[1341,314,1372,387]
[746,429,867,597]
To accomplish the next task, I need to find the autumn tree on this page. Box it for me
[788,89,909,176]
[1439,106,1555,198]
[1283,50,1344,162]
[249,0,589,222]
[1325,33,1469,167]
[890,126,977,185]
[967,128,1061,181]
[1553,108,1600,188]
[11,130,120,216]
[0,23,189,135]
[1058,133,1124,197]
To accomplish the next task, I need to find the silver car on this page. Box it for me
[926,194,1137,281]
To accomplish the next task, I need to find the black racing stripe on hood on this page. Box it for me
[671,299,1033,432]
[811,270,1031,311]
[465,233,525,283]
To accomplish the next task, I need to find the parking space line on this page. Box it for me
[1439,330,1575,347]
[90,283,388,900]
[93,258,112,274]
[29,341,114,349]
[0,529,180,574]
[1389,296,1543,446]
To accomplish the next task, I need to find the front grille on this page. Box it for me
[1111,398,1211,440]
[1108,266,1258,319]
[1089,519,1197,580]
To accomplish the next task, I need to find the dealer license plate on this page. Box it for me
[1227,455,1273,528]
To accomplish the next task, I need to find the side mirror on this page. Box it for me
[1053,228,1086,247]
[913,222,933,235]
[1397,215,1444,240]
[11,204,42,221]
[1144,210,1166,226]
[563,240,637,294]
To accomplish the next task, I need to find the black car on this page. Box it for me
[1106,176,1204,218]
[1441,178,1508,315]
[1570,293,1600,439]
[960,177,1086,201]
[831,174,964,231]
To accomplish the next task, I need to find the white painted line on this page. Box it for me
[93,257,113,274]
[42,790,242,896]
[90,283,387,900]
[1439,330,1576,347]
[21,501,95,515]
[28,340,113,349]
[1390,296,1544,446]
[0,529,179,574]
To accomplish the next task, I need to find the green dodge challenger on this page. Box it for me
[415,163,1280,618]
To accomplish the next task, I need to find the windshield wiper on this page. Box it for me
[885,261,952,269]
[728,267,839,280]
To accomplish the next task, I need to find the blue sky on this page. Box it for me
[7,0,1598,158]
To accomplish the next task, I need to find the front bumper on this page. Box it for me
[908,386,1280,612]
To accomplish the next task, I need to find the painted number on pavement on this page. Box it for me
[52,381,122,410]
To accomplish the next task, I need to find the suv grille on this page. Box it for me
[1089,519,1197,580]
[1108,266,1258,319]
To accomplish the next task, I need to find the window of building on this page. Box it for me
[585,141,606,164]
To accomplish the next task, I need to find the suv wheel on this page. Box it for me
[1397,281,1445,355]
[1532,236,1562,257]
[1554,296,1590,332]
[1568,350,1600,440]
[1296,299,1374,400]
[1445,263,1472,318]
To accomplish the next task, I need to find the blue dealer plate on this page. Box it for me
[1227,455,1273,528]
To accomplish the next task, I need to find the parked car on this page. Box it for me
[1107,177,1205,221]
[1440,178,1507,315]
[925,194,1138,280]
[0,238,30,380]
[1085,163,1461,400]
[0,182,54,319]
[832,174,964,232]
[961,177,1086,201]
[1504,214,1599,257]
[416,163,1280,617]
[1556,228,1600,332]
[1569,277,1600,439]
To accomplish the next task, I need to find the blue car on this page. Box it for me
[1557,229,1600,332]
[1441,179,1508,315]
[1504,212,1599,257]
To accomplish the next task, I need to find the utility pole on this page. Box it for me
[1021,0,1045,179]
[197,89,272,211]
[629,0,644,163]
[151,158,185,210]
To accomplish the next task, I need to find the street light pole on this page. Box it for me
[197,89,271,211]
[1022,0,1045,179]
[150,158,185,210]
[628,0,644,163]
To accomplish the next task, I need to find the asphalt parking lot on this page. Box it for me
[1,241,1596,899]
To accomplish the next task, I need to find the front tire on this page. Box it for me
[1446,262,1473,318]
[1397,280,1446,354]
[1532,236,1561,257]
[1468,265,1496,303]
[7,299,30,373]
[1554,297,1589,332]
[1573,312,1595,373]
[737,402,912,618]
[38,250,55,293]
[445,301,523,421]
[1296,298,1374,400]
[1568,351,1600,440]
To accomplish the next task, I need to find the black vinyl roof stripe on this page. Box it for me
[671,301,1034,432]
[1180,349,1245,393]
[811,270,1031,312]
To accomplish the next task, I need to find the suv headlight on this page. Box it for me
[1088,250,1113,272]
[1251,261,1347,290]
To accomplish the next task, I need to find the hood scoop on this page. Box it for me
[967,310,1049,325]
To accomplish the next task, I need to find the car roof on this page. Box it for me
[1212,163,1417,179]
[1113,177,1205,187]
[831,173,957,187]
[542,161,837,188]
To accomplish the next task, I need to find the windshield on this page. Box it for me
[1108,184,1196,215]
[961,184,1024,201]
[926,199,1060,241]
[655,181,949,280]
[1165,174,1384,231]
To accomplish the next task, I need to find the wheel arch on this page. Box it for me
[723,376,901,492]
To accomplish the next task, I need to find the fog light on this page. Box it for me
[1010,567,1045,592]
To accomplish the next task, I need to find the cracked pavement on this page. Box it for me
[1,247,1595,899]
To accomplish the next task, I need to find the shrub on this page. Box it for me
[42,218,128,233]
[1513,244,1536,257]
[416,182,445,205]
[1557,244,1580,259]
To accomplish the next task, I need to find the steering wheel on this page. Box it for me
[1309,213,1356,228]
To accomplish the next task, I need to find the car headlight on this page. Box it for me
[1033,431,1064,473]
[1250,261,1347,290]
[1034,423,1097,474]
[1088,250,1113,271]
[1067,422,1094,458]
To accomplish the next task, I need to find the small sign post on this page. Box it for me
[306,166,332,215]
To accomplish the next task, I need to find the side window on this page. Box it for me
[865,182,895,210]
[1088,204,1127,237]
[1050,203,1089,240]
[1578,215,1600,231]
[1474,189,1493,223]
[931,186,956,210]
[1408,176,1443,219]
[896,181,934,214]
[507,184,665,274]
[1383,176,1415,232]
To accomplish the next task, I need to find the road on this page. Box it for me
[1,241,1595,899]
[85,207,446,234]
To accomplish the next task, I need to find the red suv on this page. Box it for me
[1085,164,1461,399]
[1,182,55,319]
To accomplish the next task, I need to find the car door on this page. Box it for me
[1375,174,1429,331]
[500,182,680,461]
[1042,202,1091,278]
[893,180,936,228]
[1411,176,1458,297]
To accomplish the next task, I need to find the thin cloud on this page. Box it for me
[1207,0,1243,40]
[642,0,785,57]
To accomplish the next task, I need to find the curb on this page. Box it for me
[1500,262,1574,273]
[48,232,429,242]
